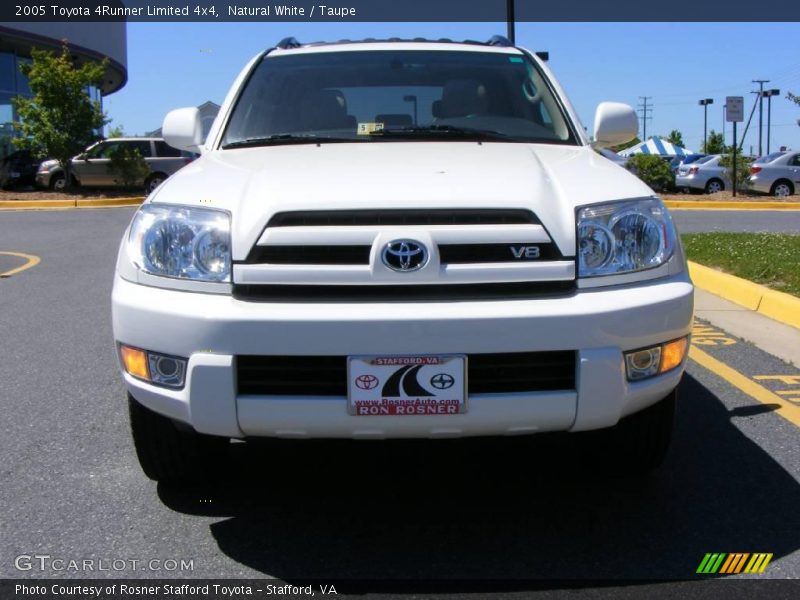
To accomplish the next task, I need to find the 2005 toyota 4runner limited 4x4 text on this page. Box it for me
[112,36,694,483]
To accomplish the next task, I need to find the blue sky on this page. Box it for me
[105,22,800,154]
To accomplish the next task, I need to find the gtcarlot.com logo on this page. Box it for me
[696,552,773,574]
[14,554,194,573]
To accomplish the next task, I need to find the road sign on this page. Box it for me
[726,96,744,122]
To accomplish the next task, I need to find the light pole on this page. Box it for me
[699,98,713,151]
[762,89,780,155]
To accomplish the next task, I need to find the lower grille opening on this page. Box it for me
[237,351,576,396]
[233,281,576,302]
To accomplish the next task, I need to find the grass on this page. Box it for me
[681,233,800,297]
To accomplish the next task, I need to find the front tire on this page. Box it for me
[603,389,677,475]
[128,394,229,485]
[49,173,65,191]
[144,173,166,195]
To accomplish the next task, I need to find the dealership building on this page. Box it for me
[0,22,127,158]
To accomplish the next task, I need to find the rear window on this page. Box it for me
[754,152,786,164]
[695,155,715,165]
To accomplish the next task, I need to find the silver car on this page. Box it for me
[675,154,730,194]
[748,151,799,196]
[36,138,196,194]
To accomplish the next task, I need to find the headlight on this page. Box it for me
[127,204,231,282]
[38,160,59,173]
[577,198,677,277]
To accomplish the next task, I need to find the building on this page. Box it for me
[0,22,127,158]
[146,101,221,142]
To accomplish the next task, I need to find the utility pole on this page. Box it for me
[506,0,515,44]
[752,79,769,156]
[637,96,653,141]
[763,89,780,154]
[699,98,713,151]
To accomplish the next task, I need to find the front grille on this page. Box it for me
[244,243,565,265]
[237,351,576,396]
[233,281,575,302]
[267,209,539,227]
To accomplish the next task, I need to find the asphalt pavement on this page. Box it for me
[671,209,800,234]
[1,208,798,596]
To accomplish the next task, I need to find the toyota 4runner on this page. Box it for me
[112,36,694,483]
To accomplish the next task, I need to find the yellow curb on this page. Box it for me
[688,261,800,330]
[664,200,800,210]
[0,197,143,210]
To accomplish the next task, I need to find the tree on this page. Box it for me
[107,145,150,189]
[107,124,125,138]
[609,137,641,153]
[12,44,109,190]
[701,130,725,154]
[626,154,675,192]
[666,129,684,148]
[719,153,751,191]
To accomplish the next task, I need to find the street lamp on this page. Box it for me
[699,98,713,151]
[761,89,780,155]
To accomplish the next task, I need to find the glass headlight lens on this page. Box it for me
[577,198,676,277]
[128,204,231,282]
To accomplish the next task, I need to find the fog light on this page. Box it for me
[625,347,662,381]
[660,337,689,374]
[119,345,149,381]
[118,344,187,389]
[624,336,689,381]
[148,353,186,388]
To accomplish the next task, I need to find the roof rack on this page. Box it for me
[486,35,513,47]
[276,37,302,49]
[272,35,521,50]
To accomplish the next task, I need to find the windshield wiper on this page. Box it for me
[368,125,511,141]
[222,134,358,149]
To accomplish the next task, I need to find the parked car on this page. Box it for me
[675,154,729,193]
[0,150,44,188]
[112,36,693,484]
[36,137,195,193]
[748,151,799,196]
[670,153,707,174]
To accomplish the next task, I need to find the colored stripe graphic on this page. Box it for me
[720,553,749,574]
[744,553,773,574]
[697,553,726,573]
[697,552,773,574]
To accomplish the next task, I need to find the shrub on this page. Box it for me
[718,153,751,191]
[107,145,150,189]
[626,154,675,192]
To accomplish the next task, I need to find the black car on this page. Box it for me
[0,150,44,188]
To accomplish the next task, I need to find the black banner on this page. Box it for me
[2,0,800,22]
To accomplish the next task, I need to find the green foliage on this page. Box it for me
[701,130,725,154]
[666,129,684,147]
[609,137,641,153]
[12,44,108,190]
[788,92,799,106]
[107,124,125,138]
[719,152,751,190]
[107,145,150,189]
[682,233,800,297]
[626,154,675,192]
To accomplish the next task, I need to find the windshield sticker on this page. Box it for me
[357,122,384,135]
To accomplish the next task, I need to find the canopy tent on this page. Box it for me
[618,138,695,157]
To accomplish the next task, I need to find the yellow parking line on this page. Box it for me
[0,251,41,277]
[689,345,800,428]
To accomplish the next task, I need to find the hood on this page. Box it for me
[150,142,654,261]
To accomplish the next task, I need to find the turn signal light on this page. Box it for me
[660,337,689,374]
[119,345,149,380]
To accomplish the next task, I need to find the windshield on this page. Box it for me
[221,49,578,148]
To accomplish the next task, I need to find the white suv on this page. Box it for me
[112,37,694,483]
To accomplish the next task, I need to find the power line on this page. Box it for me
[637,96,652,140]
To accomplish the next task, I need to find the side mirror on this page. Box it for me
[592,102,638,149]
[163,107,204,153]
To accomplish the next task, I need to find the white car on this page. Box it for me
[748,151,799,196]
[112,36,694,484]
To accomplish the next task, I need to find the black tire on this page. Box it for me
[770,179,794,197]
[705,178,724,194]
[49,173,65,191]
[144,173,167,195]
[603,388,677,476]
[128,394,229,485]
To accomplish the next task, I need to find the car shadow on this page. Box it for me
[157,374,800,586]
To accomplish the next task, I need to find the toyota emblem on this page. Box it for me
[381,239,428,272]
[355,374,379,390]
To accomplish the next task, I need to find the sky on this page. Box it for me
[104,21,800,155]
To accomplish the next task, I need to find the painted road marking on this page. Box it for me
[689,345,800,429]
[753,375,800,405]
[691,321,737,346]
[0,251,40,277]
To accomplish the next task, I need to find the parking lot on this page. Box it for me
[1,207,798,586]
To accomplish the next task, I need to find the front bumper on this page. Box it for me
[747,175,772,194]
[112,274,694,439]
[35,171,53,188]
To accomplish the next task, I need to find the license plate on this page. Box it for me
[347,354,466,416]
